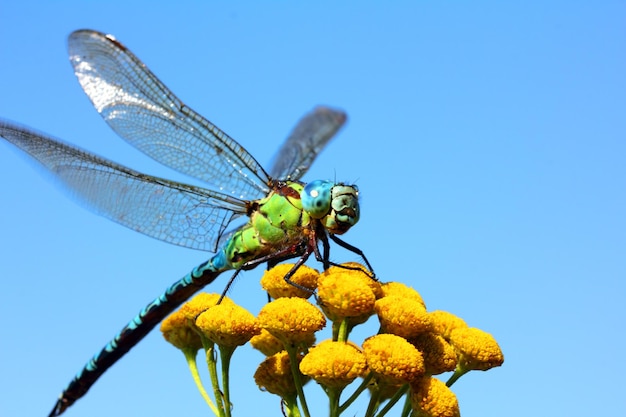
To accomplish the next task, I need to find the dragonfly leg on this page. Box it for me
[218,269,244,303]
[280,250,315,292]
[239,241,318,294]
[327,234,376,278]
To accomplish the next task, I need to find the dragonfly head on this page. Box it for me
[302,180,360,235]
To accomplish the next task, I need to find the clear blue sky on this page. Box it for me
[1,2,624,416]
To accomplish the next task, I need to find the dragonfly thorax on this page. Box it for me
[302,180,359,235]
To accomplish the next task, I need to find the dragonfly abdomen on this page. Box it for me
[50,264,223,417]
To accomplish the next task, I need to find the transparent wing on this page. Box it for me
[68,29,270,201]
[269,106,347,181]
[0,120,248,252]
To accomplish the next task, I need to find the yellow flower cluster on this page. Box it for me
[362,334,424,384]
[410,376,460,417]
[257,297,325,346]
[160,262,503,417]
[260,263,319,299]
[195,303,261,348]
[254,350,304,398]
[160,310,202,352]
[299,340,367,388]
[449,327,504,372]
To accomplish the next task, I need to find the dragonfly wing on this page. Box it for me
[269,106,347,181]
[68,29,270,201]
[0,120,247,252]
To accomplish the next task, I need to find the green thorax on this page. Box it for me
[221,181,311,269]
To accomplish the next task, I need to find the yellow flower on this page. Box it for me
[195,303,261,347]
[381,281,426,308]
[375,296,432,339]
[448,327,504,371]
[258,297,325,346]
[250,329,287,357]
[410,376,460,417]
[299,340,367,388]
[260,264,319,299]
[362,334,425,384]
[317,264,379,321]
[323,262,382,297]
[179,293,233,321]
[428,310,467,339]
[160,310,202,351]
[254,350,306,398]
[410,333,457,375]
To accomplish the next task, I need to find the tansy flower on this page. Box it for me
[381,281,426,308]
[260,264,319,299]
[299,340,367,388]
[250,329,287,357]
[362,334,425,384]
[195,303,261,347]
[258,297,325,346]
[448,327,504,371]
[324,262,382,297]
[410,333,457,375]
[410,376,460,417]
[160,310,203,351]
[254,350,306,398]
[179,293,233,321]
[429,310,467,339]
[317,265,379,321]
[375,296,432,339]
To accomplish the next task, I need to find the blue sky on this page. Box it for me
[1,2,625,416]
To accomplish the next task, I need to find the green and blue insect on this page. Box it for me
[0,30,372,416]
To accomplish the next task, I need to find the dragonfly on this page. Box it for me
[0,30,373,416]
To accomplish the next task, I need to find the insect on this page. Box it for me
[0,30,372,416]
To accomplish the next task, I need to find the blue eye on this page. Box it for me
[301,180,333,218]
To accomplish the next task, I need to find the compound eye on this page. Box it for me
[301,180,333,219]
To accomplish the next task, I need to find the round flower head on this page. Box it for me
[299,340,367,388]
[428,310,467,339]
[323,262,382,298]
[195,303,261,347]
[375,296,432,339]
[250,328,288,357]
[410,376,460,417]
[254,350,307,397]
[381,281,426,308]
[410,333,457,375]
[362,334,425,384]
[258,297,326,346]
[160,310,203,351]
[317,265,378,321]
[179,293,233,321]
[260,264,319,299]
[448,327,504,371]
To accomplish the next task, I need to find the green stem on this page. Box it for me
[375,384,409,417]
[446,366,469,387]
[339,372,374,414]
[283,393,302,417]
[218,345,236,417]
[336,318,350,342]
[285,345,311,417]
[399,391,412,417]
[202,336,226,417]
[364,386,381,417]
[182,348,220,416]
[327,387,342,417]
[332,320,340,341]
